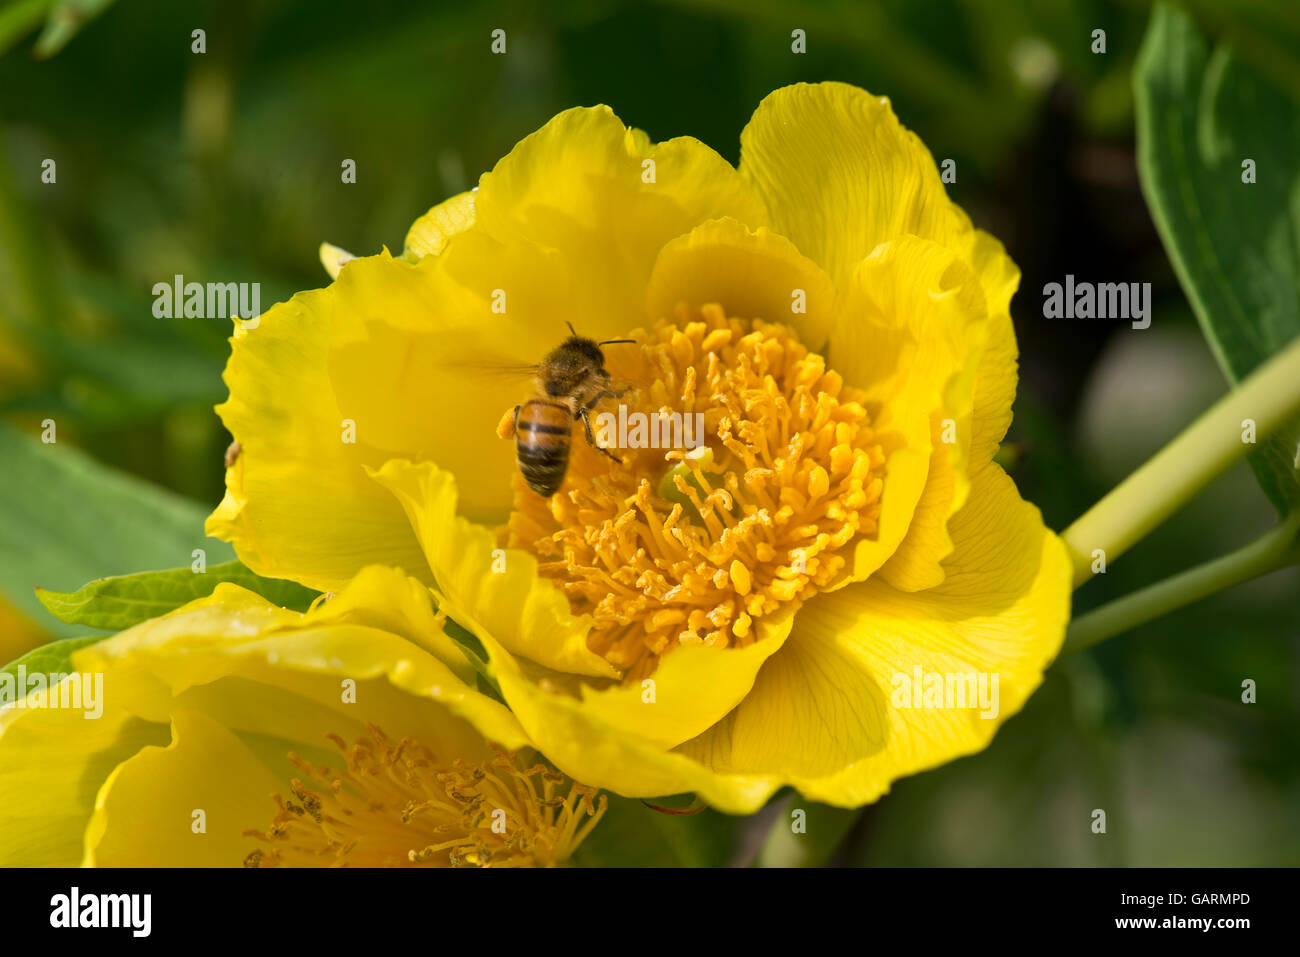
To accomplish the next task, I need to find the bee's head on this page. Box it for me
[562,335,607,368]
[562,322,636,369]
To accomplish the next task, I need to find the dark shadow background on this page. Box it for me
[1,0,1297,864]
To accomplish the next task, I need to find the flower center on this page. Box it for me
[506,304,886,682]
[242,725,605,868]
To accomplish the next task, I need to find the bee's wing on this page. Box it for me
[452,360,539,381]
[431,348,539,382]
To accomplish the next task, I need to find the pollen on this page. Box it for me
[242,725,606,868]
[506,303,886,683]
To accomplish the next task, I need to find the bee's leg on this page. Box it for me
[579,407,621,462]
[596,372,632,400]
[581,389,623,412]
[497,406,521,440]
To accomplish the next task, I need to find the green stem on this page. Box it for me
[0,125,62,328]
[1061,335,1300,588]
[1062,510,1300,654]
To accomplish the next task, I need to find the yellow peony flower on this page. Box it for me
[0,567,604,867]
[206,82,1072,813]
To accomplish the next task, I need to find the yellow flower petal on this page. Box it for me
[209,240,583,586]
[740,80,1020,480]
[206,276,431,592]
[676,460,1072,807]
[73,573,526,753]
[832,236,991,590]
[840,403,933,585]
[0,701,167,866]
[644,217,836,349]
[371,459,618,679]
[324,247,573,525]
[570,604,795,749]
[739,81,968,295]
[468,617,785,810]
[474,105,768,330]
[965,230,1021,472]
[402,190,476,259]
[319,241,356,280]
[83,708,284,866]
[305,565,474,684]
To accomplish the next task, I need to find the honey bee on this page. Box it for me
[507,324,635,497]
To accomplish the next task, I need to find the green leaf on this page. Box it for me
[571,794,740,867]
[755,795,861,867]
[0,0,50,60]
[0,422,234,638]
[0,0,117,60]
[36,560,318,631]
[1135,3,1300,514]
[32,0,116,58]
[0,634,102,687]
[441,617,505,703]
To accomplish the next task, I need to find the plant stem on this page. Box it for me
[1061,335,1300,588]
[1062,511,1300,655]
[0,129,62,328]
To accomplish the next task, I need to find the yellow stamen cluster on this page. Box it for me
[508,304,886,682]
[243,725,605,868]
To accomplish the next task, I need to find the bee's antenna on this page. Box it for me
[566,321,578,337]
[598,338,636,346]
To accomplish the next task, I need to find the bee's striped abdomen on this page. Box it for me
[515,399,572,496]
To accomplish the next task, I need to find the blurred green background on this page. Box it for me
[1,0,1297,865]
